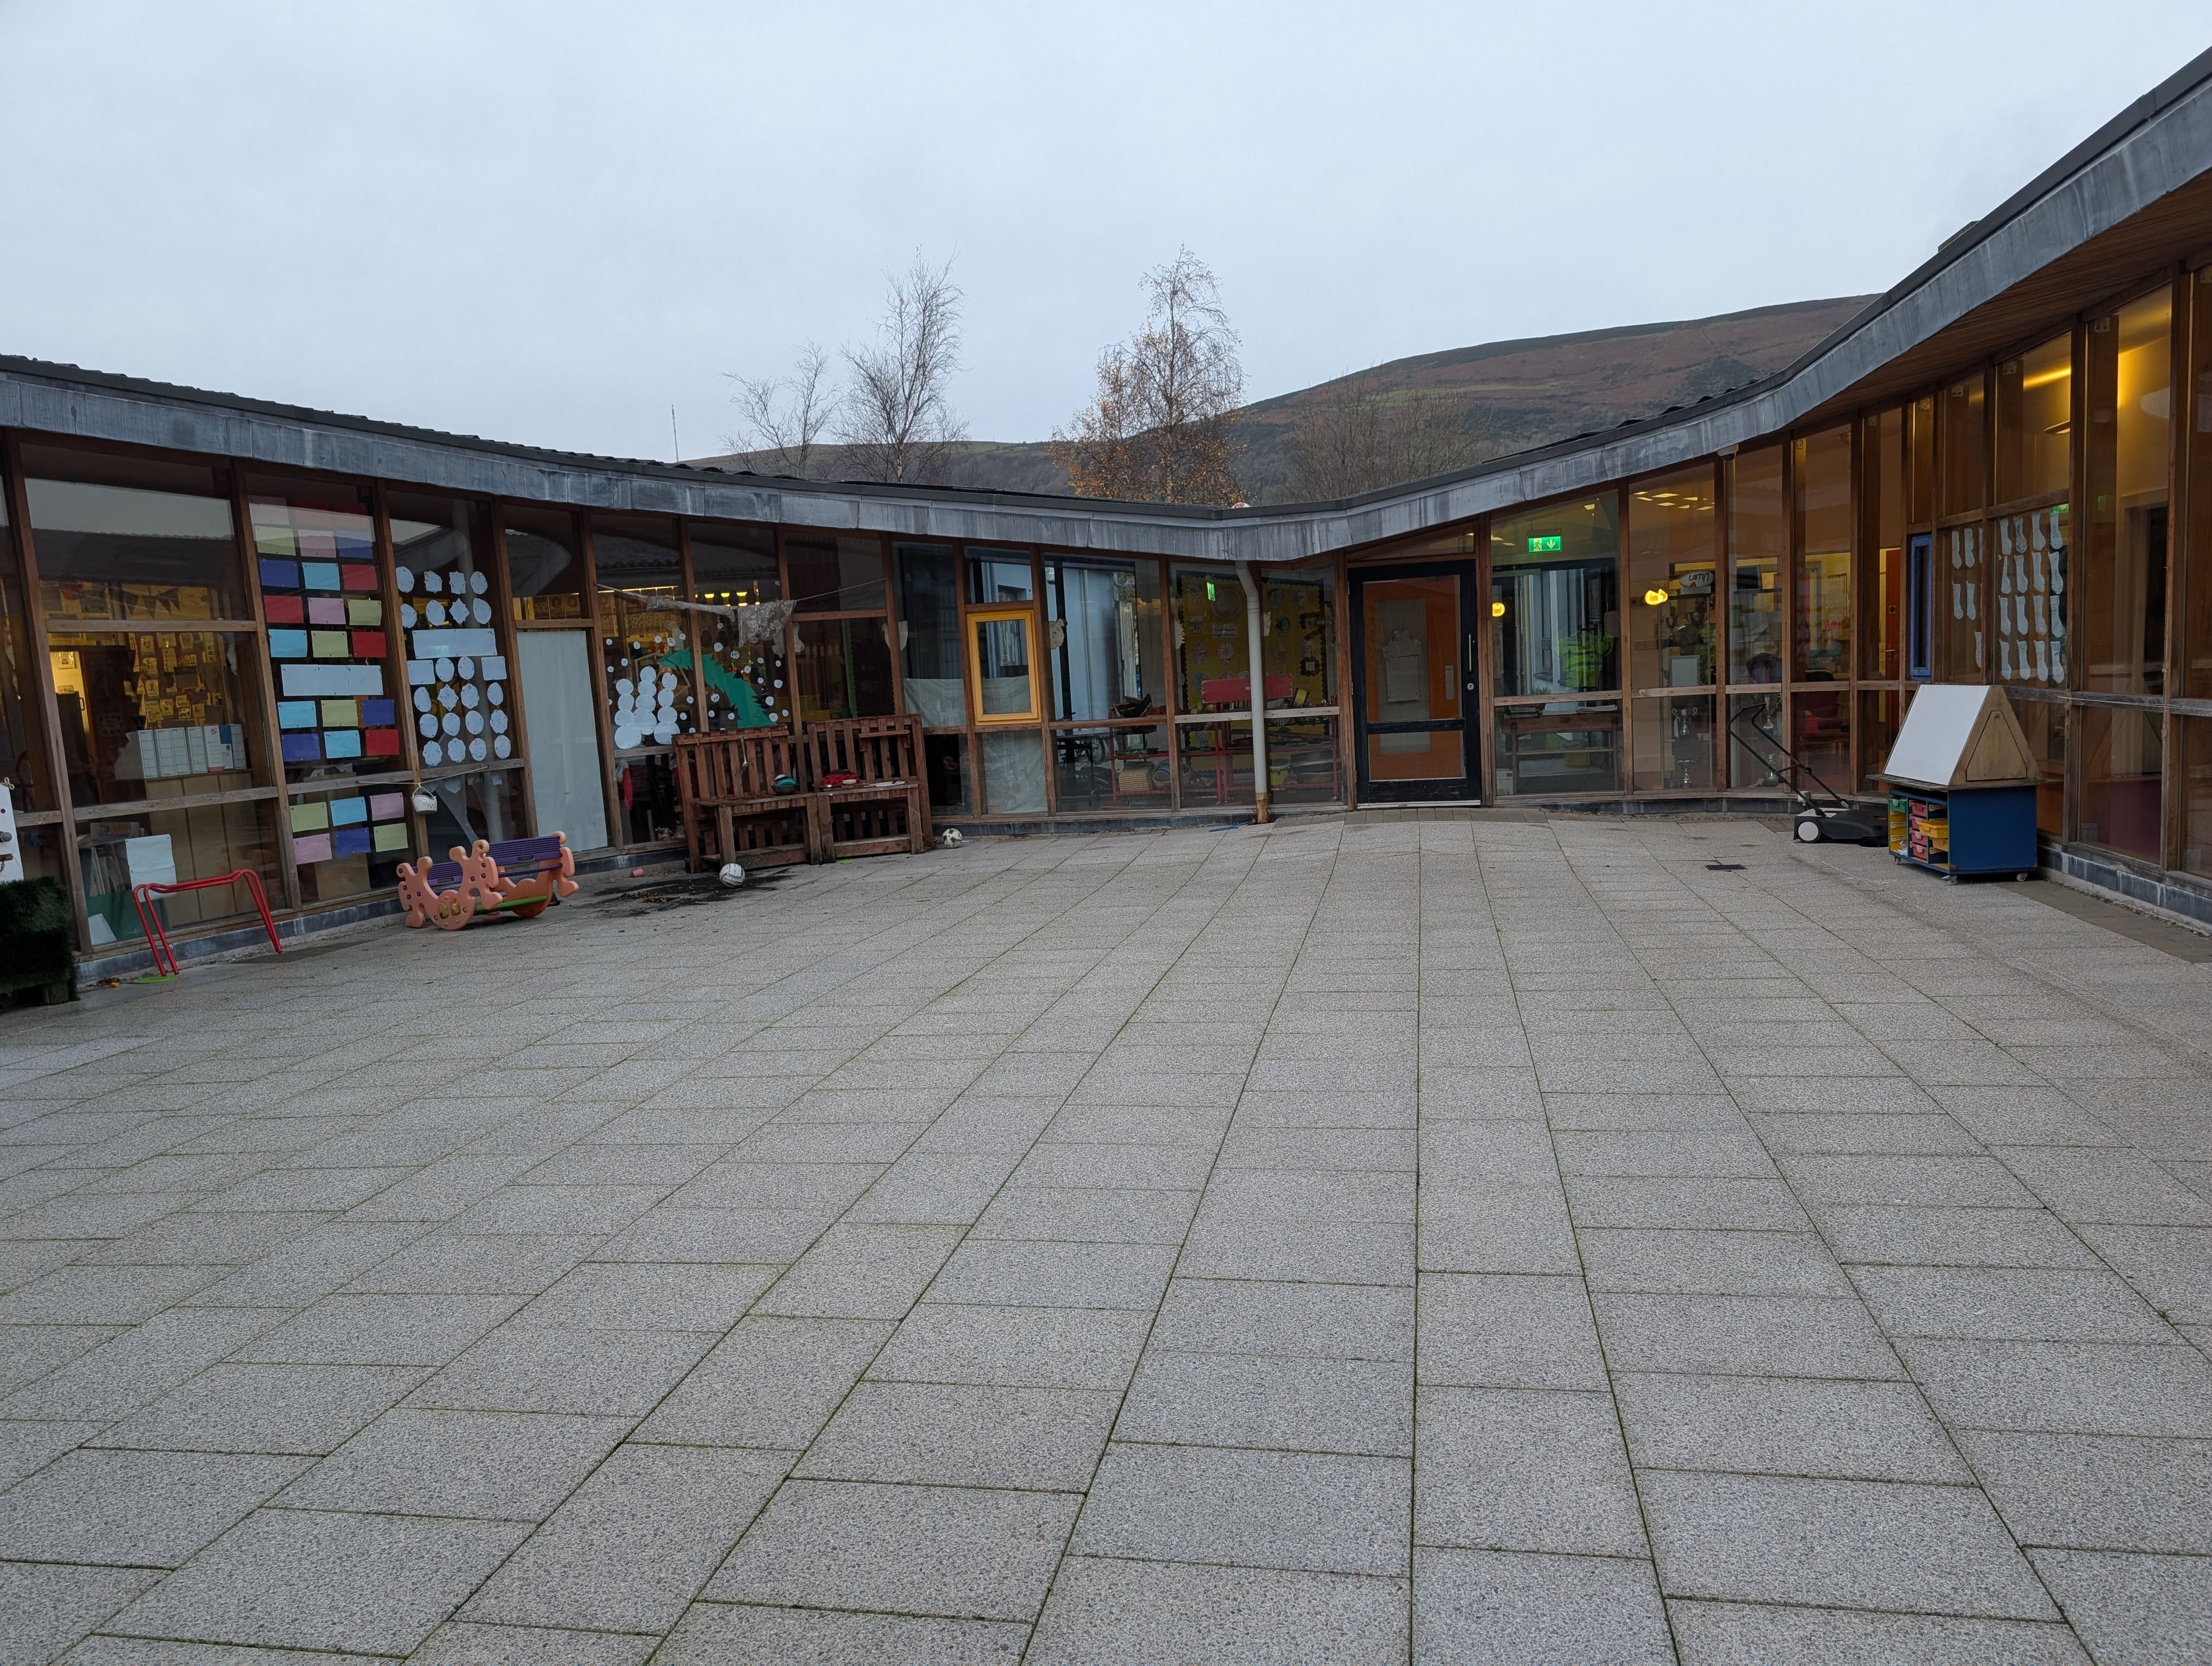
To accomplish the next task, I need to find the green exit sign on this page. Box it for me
[1527,534,1562,553]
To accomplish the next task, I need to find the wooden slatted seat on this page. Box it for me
[673,726,815,872]
[676,717,929,870]
[806,716,931,861]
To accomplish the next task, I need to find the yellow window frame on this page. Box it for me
[967,606,1041,725]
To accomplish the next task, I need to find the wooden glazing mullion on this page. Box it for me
[2,431,96,947]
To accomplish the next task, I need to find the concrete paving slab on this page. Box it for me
[5,816,2210,1662]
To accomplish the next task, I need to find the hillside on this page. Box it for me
[691,294,1875,503]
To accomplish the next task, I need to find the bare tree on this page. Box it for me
[723,341,836,478]
[1053,248,1244,505]
[1283,374,1476,500]
[838,253,967,484]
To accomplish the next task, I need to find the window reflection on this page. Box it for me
[505,507,585,622]
[50,631,258,807]
[1491,497,1619,697]
[1995,332,2072,503]
[1626,468,1716,690]
[1728,448,1784,684]
[796,618,894,722]
[2083,290,2171,695]
[1793,426,1851,681]
[1172,568,1335,713]
[896,544,964,728]
[27,462,245,624]
[1046,556,1164,720]
[788,534,886,612]
[691,526,786,732]
[1861,409,1905,680]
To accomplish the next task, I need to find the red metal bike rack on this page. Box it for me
[130,869,283,978]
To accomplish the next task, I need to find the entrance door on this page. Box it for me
[1352,563,1481,802]
[516,631,609,851]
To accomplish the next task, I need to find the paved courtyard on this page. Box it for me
[1,813,2209,1665]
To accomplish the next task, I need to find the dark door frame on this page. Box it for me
[1348,560,1483,803]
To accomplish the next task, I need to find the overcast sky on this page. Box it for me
[3,2,2206,463]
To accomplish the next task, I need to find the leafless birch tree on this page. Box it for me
[837,254,968,484]
[723,341,836,478]
[1053,248,1244,504]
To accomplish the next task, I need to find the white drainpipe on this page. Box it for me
[1236,560,1271,825]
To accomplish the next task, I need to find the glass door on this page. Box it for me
[1352,563,1480,802]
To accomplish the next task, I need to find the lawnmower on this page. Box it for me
[1727,706,1888,845]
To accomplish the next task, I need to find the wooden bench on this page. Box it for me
[396,833,580,930]
[676,717,930,871]
[673,726,815,872]
[805,716,932,861]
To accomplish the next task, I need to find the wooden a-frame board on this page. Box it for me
[1880,684,2040,791]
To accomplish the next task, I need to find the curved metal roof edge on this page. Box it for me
[4,43,2211,566]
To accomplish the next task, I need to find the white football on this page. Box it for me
[718,863,746,888]
[940,828,964,847]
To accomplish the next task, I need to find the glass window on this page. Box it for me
[614,753,681,845]
[2179,715,2212,879]
[979,728,1046,815]
[390,495,511,774]
[1626,466,1717,691]
[1995,331,2073,503]
[2188,269,2212,700]
[248,482,398,784]
[594,516,695,751]
[1173,716,1340,808]
[690,524,779,605]
[1857,688,1902,794]
[690,524,786,732]
[2082,289,2172,696]
[1054,724,1170,810]
[77,800,281,949]
[895,544,964,728]
[505,506,584,622]
[1861,409,1905,681]
[795,618,895,722]
[970,610,1040,723]
[1942,522,1986,682]
[1940,373,1988,517]
[788,533,885,612]
[924,733,972,816]
[1908,394,1935,526]
[967,548,1034,605]
[421,767,529,854]
[1492,497,1619,697]
[1494,700,1621,796]
[1046,556,1165,720]
[1631,695,1714,791]
[1793,426,1851,680]
[2006,690,2066,836]
[1172,567,1336,713]
[1727,448,1784,684]
[24,447,245,623]
[50,631,260,807]
[1793,685,1850,792]
[1992,505,2070,687]
[2079,704,2163,862]
[0,485,55,812]
[1729,690,1785,789]
[291,783,413,907]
